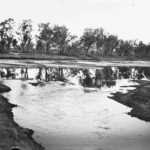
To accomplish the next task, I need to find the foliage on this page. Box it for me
[0,18,150,58]
[0,18,16,52]
[52,25,76,55]
[17,19,33,53]
[36,23,53,54]
[80,28,96,54]
[36,24,76,55]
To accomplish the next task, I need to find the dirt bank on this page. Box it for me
[1,59,150,69]
[0,84,44,150]
[110,80,150,122]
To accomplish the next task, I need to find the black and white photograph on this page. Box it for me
[0,0,150,150]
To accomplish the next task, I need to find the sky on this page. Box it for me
[0,0,150,43]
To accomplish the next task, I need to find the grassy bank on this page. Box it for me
[0,53,92,60]
[0,53,149,61]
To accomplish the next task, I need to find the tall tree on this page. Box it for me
[17,19,33,53]
[104,34,118,56]
[117,40,133,56]
[36,23,53,54]
[80,28,107,55]
[80,28,96,54]
[52,25,75,55]
[36,24,75,55]
[135,41,147,57]
[0,18,15,53]
[94,28,106,50]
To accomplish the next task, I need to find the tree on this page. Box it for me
[80,28,109,56]
[17,19,33,53]
[94,28,106,51]
[36,24,75,55]
[0,18,15,53]
[117,40,133,56]
[145,43,150,56]
[135,41,147,57]
[65,40,81,56]
[52,25,75,55]
[80,28,96,54]
[104,34,118,56]
[36,23,53,54]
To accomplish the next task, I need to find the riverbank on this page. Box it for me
[0,53,149,61]
[1,59,150,69]
[0,53,84,60]
[0,84,44,150]
[110,80,150,122]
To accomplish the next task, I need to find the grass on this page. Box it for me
[0,53,149,61]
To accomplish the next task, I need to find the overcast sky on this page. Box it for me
[0,0,150,43]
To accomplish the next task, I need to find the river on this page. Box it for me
[1,66,150,150]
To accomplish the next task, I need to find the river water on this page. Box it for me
[1,66,150,150]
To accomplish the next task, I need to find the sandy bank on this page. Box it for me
[0,84,44,150]
[110,80,150,122]
[1,59,150,69]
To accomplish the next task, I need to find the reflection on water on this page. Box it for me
[1,66,150,150]
[1,66,150,89]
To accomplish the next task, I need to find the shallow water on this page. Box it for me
[2,66,150,150]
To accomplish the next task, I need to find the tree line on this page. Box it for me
[0,18,150,58]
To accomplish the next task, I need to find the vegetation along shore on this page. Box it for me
[0,18,150,60]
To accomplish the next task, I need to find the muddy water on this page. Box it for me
[1,66,150,150]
